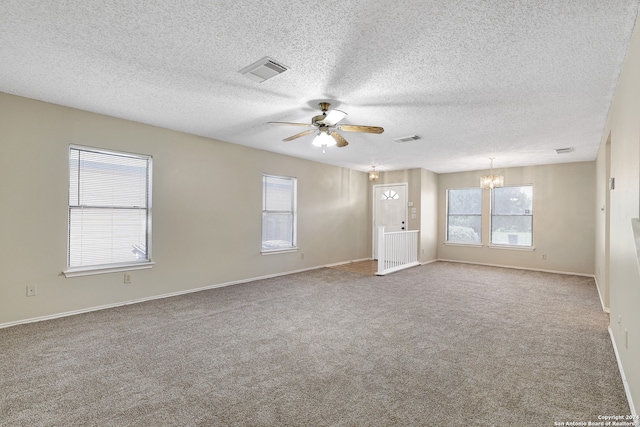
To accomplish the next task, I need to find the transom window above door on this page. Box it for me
[381,190,399,200]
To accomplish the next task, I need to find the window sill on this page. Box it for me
[444,242,483,248]
[63,261,155,278]
[261,247,298,255]
[488,244,535,251]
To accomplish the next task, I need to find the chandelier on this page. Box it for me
[368,166,379,182]
[480,158,504,189]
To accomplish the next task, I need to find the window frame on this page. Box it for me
[261,173,298,255]
[445,187,483,246]
[489,184,534,250]
[63,145,154,277]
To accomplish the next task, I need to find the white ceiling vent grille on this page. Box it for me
[394,135,422,143]
[555,147,574,154]
[239,57,288,83]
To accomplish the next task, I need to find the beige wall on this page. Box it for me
[437,162,596,275]
[420,169,439,261]
[0,93,371,325]
[595,7,640,412]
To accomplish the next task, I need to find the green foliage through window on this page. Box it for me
[491,185,533,246]
[447,188,482,243]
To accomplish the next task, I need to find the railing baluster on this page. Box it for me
[377,227,385,275]
[376,229,420,276]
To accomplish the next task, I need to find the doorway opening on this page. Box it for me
[372,183,408,259]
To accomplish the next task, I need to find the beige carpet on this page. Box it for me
[0,262,629,426]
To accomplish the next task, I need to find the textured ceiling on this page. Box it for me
[1,1,638,173]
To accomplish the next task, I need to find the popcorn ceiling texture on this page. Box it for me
[0,0,638,173]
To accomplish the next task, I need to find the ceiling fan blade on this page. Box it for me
[337,125,384,134]
[322,109,347,126]
[330,131,349,147]
[268,121,315,127]
[283,129,316,141]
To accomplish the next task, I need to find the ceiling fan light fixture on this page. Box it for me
[312,131,336,148]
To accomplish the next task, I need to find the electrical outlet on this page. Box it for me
[541,254,547,260]
[619,315,622,331]
[300,252,305,260]
[124,273,132,284]
[26,285,37,297]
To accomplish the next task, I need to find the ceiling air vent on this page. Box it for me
[555,147,574,154]
[394,135,422,143]
[239,57,288,83]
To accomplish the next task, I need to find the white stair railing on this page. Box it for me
[376,227,420,275]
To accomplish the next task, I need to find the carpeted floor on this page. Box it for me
[0,262,630,426]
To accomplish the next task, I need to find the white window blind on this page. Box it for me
[68,146,152,270]
[262,174,297,252]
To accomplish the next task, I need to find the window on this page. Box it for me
[65,146,152,276]
[491,185,533,247]
[446,188,482,244]
[262,174,297,252]
[381,190,399,200]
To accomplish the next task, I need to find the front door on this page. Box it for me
[373,183,408,259]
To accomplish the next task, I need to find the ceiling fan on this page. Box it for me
[268,102,384,150]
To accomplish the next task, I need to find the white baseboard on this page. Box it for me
[324,257,372,267]
[593,275,611,313]
[0,259,370,330]
[608,327,638,421]
[436,258,595,278]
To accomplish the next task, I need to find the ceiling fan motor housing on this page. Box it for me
[312,103,331,124]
